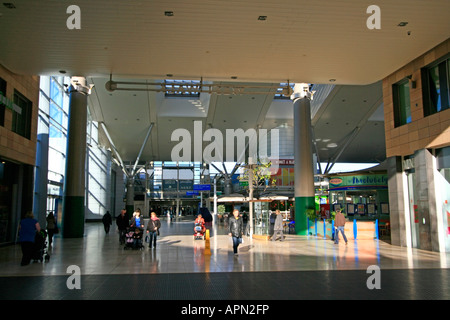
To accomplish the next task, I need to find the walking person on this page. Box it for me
[102,211,112,234]
[271,209,285,241]
[334,209,348,245]
[116,209,128,244]
[146,212,161,249]
[130,209,144,230]
[18,211,41,266]
[46,211,57,246]
[228,209,244,256]
[268,210,277,238]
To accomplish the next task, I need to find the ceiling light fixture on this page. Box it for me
[258,16,267,21]
[164,11,174,17]
[397,22,408,27]
[329,79,336,82]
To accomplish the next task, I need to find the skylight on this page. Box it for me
[164,80,201,97]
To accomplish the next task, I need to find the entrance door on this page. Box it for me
[406,170,420,248]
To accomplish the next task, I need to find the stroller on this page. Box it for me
[124,227,144,250]
[194,220,205,240]
[32,230,50,262]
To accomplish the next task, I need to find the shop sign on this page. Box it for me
[162,180,177,191]
[329,174,387,190]
[179,180,193,191]
[193,184,211,191]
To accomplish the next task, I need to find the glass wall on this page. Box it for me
[36,76,117,222]
[37,76,69,219]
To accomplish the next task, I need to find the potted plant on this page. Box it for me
[217,204,225,222]
[305,208,318,221]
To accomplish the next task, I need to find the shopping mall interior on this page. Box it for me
[0,1,450,305]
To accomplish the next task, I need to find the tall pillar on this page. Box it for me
[291,83,315,235]
[62,77,92,238]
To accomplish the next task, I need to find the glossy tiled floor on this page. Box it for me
[1,216,449,301]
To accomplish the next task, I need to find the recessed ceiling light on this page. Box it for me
[258,16,267,21]
[329,79,336,82]
[397,22,408,27]
[3,3,16,9]
[327,143,338,148]
[231,76,238,79]
[164,11,174,17]
[59,70,66,74]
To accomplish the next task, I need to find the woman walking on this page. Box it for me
[146,212,161,249]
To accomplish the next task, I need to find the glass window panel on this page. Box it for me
[428,65,441,113]
[40,76,50,97]
[12,90,32,139]
[39,91,49,114]
[50,77,63,107]
[393,79,411,127]
[50,101,63,123]
[48,148,66,176]
[424,58,450,116]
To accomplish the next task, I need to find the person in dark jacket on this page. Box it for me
[46,211,56,246]
[268,210,277,238]
[228,209,244,255]
[116,209,129,244]
[102,211,112,234]
[18,211,41,266]
[146,212,161,249]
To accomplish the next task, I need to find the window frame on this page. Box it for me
[422,54,450,117]
[0,77,6,127]
[12,89,33,139]
[392,78,412,127]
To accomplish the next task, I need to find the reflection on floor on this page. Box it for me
[0,216,449,300]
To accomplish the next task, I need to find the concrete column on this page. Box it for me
[62,77,92,238]
[291,84,315,235]
[414,149,439,251]
[386,156,409,247]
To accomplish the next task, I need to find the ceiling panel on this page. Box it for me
[2,0,445,166]
[0,0,448,84]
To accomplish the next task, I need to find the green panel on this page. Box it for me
[295,196,315,235]
[62,196,85,238]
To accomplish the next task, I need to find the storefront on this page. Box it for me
[0,159,34,244]
[402,147,450,252]
[327,173,389,220]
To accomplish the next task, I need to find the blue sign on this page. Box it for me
[193,184,211,191]
[186,191,199,196]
